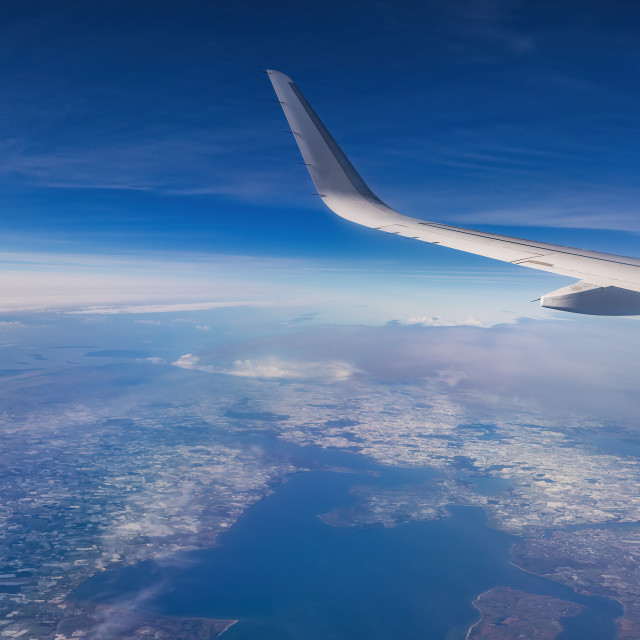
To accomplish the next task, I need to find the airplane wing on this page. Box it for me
[267,70,640,316]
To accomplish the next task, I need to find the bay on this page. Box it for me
[74,453,621,639]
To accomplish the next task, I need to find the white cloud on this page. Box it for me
[171,353,358,382]
[405,315,485,327]
[407,316,446,325]
[224,358,358,381]
[436,368,470,388]
[171,353,214,373]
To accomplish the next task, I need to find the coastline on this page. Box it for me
[218,619,239,637]
[464,589,489,639]
[508,553,624,637]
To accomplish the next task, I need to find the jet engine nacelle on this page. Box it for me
[541,281,640,315]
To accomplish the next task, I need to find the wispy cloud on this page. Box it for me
[70,301,274,315]
[452,200,640,233]
[81,583,169,639]
[0,251,311,314]
[0,249,551,325]
[0,122,300,203]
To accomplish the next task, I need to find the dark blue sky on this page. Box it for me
[1,0,639,264]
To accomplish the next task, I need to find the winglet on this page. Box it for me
[267,70,404,228]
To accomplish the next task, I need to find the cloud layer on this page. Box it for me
[183,318,640,422]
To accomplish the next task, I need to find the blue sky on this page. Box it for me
[1,0,639,323]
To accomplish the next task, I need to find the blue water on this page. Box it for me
[591,434,640,459]
[456,473,512,496]
[74,458,622,640]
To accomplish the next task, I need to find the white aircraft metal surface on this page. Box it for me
[267,70,640,316]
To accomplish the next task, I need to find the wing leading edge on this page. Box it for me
[267,70,640,315]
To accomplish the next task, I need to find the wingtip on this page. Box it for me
[265,69,293,83]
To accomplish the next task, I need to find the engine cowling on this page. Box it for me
[541,281,640,315]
